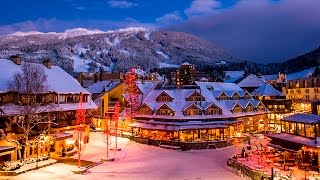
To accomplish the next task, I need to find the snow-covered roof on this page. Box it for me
[252,83,284,96]
[0,102,97,115]
[86,80,120,94]
[0,59,89,94]
[135,81,267,120]
[136,81,157,96]
[224,71,244,79]
[182,62,192,65]
[237,74,266,88]
[267,133,320,148]
[286,67,316,81]
[260,74,278,81]
[282,113,320,124]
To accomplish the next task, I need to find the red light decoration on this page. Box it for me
[124,68,140,122]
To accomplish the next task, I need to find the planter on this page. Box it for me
[71,167,87,174]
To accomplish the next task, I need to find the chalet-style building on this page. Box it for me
[237,74,293,129]
[86,80,124,130]
[0,58,97,162]
[131,81,268,142]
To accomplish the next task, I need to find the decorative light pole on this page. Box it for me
[75,93,86,168]
[101,113,114,162]
[111,101,121,151]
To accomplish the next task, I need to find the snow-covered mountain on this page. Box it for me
[0,27,235,73]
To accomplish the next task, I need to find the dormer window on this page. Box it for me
[243,91,251,100]
[156,91,174,102]
[231,92,241,100]
[232,103,243,114]
[205,103,222,115]
[156,104,175,116]
[218,92,229,100]
[138,103,153,115]
[256,102,266,111]
[245,103,255,112]
[183,104,202,116]
[186,91,205,101]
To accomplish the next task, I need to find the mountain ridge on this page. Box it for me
[0,27,235,73]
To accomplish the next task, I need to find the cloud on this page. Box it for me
[0,18,154,35]
[185,0,221,17]
[156,12,183,26]
[108,0,137,8]
[169,0,320,63]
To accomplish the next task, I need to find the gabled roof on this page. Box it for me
[156,103,175,112]
[185,90,204,99]
[136,81,156,96]
[86,80,120,94]
[140,102,155,111]
[157,90,174,99]
[0,59,89,94]
[252,83,284,96]
[201,102,222,110]
[182,102,202,111]
[237,74,266,88]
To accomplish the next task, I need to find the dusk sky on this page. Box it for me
[1,0,320,63]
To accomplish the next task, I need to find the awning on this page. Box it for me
[0,146,15,156]
[267,142,300,153]
[51,132,73,141]
[266,133,320,148]
[131,122,228,131]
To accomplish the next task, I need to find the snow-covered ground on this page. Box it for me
[15,132,240,180]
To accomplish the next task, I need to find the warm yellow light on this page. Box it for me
[66,139,75,145]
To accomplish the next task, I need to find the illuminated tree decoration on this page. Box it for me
[75,93,86,168]
[124,68,140,121]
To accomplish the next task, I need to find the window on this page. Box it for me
[306,95,309,100]
[218,92,229,100]
[245,104,255,112]
[305,89,309,94]
[231,93,240,100]
[186,92,205,101]
[66,95,74,103]
[256,103,265,111]
[138,104,153,115]
[232,105,243,114]
[156,105,174,116]
[243,93,251,100]
[156,92,173,102]
[205,105,222,115]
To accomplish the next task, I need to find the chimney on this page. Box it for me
[9,55,21,65]
[43,59,52,69]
